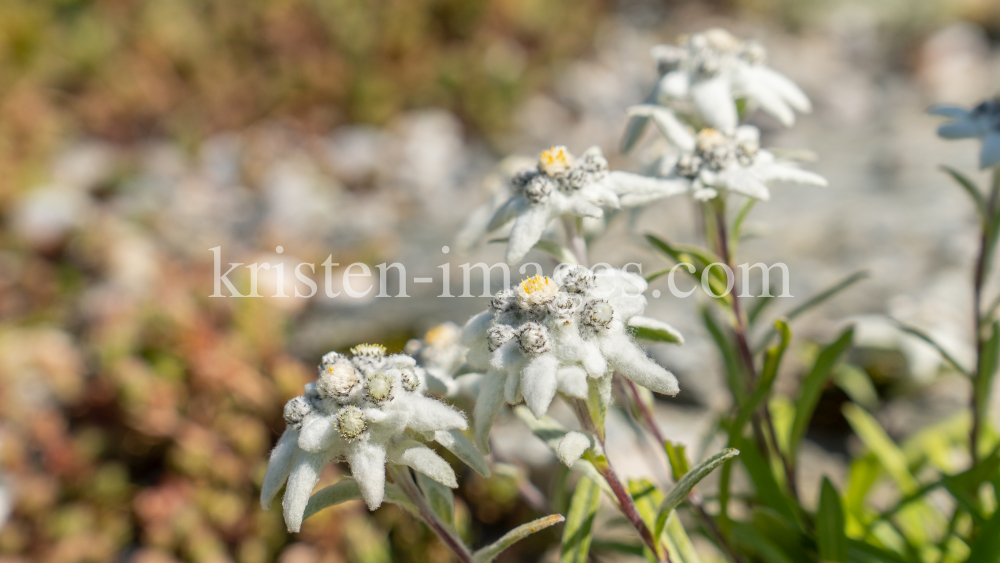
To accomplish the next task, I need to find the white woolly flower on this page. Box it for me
[261,345,473,533]
[619,126,827,204]
[624,29,811,146]
[484,146,680,264]
[929,99,1000,169]
[404,322,471,397]
[462,267,681,452]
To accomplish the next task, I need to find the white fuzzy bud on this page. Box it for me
[519,322,551,355]
[399,367,420,392]
[558,266,595,294]
[510,167,538,190]
[546,292,581,319]
[283,396,312,429]
[583,300,614,329]
[365,371,396,405]
[488,325,518,352]
[524,175,554,203]
[490,288,516,313]
[317,362,361,400]
[557,431,592,466]
[335,405,367,442]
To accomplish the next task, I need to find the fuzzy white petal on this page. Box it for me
[599,332,679,396]
[714,167,771,201]
[627,104,696,151]
[657,71,690,101]
[581,340,608,378]
[504,368,522,404]
[298,415,341,453]
[347,440,388,511]
[980,131,1000,169]
[487,196,529,232]
[403,394,468,433]
[753,66,812,113]
[474,371,506,453]
[506,203,554,265]
[462,311,495,371]
[556,365,589,399]
[744,75,796,126]
[691,75,737,131]
[606,170,691,208]
[282,450,331,532]
[261,428,300,510]
[434,429,491,477]
[760,162,829,188]
[522,353,560,418]
[938,119,986,139]
[557,431,593,467]
[390,440,458,488]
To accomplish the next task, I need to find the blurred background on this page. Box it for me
[2,0,1000,562]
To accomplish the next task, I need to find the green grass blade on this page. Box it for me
[816,478,849,563]
[560,476,602,563]
[473,514,565,563]
[654,448,740,538]
[788,327,854,461]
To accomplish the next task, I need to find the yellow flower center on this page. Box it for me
[520,275,554,295]
[350,343,386,357]
[538,146,574,175]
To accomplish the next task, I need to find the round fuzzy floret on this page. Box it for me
[516,275,558,310]
[518,322,551,355]
[336,405,367,442]
[583,300,614,329]
[490,289,516,313]
[283,396,312,429]
[317,362,361,400]
[365,371,396,405]
[487,325,518,352]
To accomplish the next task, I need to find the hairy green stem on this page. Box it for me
[574,399,668,561]
[390,465,473,562]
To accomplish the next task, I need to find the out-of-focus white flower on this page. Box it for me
[462,267,680,452]
[485,146,684,264]
[455,156,534,253]
[620,126,827,204]
[929,99,1000,169]
[261,345,480,532]
[404,322,470,397]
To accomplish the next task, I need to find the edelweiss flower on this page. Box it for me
[929,99,1000,169]
[486,146,687,264]
[619,126,827,204]
[462,267,681,451]
[261,345,476,532]
[404,322,470,397]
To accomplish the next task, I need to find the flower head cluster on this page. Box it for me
[637,29,811,135]
[404,322,469,397]
[261,345,470,532]
[484,146,687,264]
[929,99,1000,169]
[462,267,680,451]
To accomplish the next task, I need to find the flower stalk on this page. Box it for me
[390,465,473,563]
[971,167,1000,465]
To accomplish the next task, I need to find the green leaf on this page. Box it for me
[416,472,455,527]
[730,319,789,437]
[732,523,796,563]
[512,406,614,498]
[833,364,879,410]
[560,476,602,563]
[627,315,685,344]
[965,501,1000,563]
[488,237,578,265]
[732,198,757,243]
[842,403,918,495]
[890,318,972,377]
[756,271,868,353]
[735,435,800,524]
[703,305,746,403]
[663,441,690,482]
[977,321,1000,437]
[789,327,854,461]
[435,429,491,478]
[846,539,910,563]
[816,478,848,563]
[590,540,645,556]
[304,479,416,521]
[663,510,704,563]
[473,514,565,563]
[941,165,988,224]
[645,233,732,298]
[747,293,776,326]
[654,448,740,538]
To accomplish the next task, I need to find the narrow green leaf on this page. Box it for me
[844,454,879,524]
[756,271,868,353]
[747,293,776,326]
[591,540,645,556]
[735,435,800,524]
[654,448,740,538]
[816,478,848,563]
[890,318,972,377]
[731,319,789,436]
[560,476,602,563]
[842,403,918,495]
[473,514,565,563]
[833,364,879,410]
[977,321,1000,434]
[645,267,673,282]
[732,523,796,563]
[789,327,854,460]
[645,234,730,289]
[488,237,578,265]
[304,479,416,521]
[965,502,1000,563]
[846,539,910,563]
[732,198,757,243]
[941,165,988,223]
[627,315,685,344]
[702,305,746,403]
[664,510,703,563]
[663,441,690,482]
[435,429,491,478]
[417,472,455,526]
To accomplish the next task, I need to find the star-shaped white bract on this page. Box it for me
[623,29,811,152]
[485,146,686,264]
[619,125,827,204]
[462,267,680,452]
[260,345,470,532]
[929,99,1000,169]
